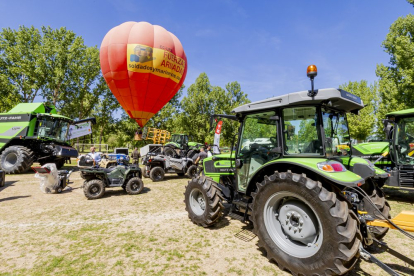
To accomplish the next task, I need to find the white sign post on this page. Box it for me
[213,120,223,154]
[68,121,92,140]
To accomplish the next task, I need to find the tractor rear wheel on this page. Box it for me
[83,179,105,200]
[164,147,175,157]
[150,167,165,182]
[125,177,144,195]
[251,171,361,275]
[184,176,224,227]
[0,146,34,174]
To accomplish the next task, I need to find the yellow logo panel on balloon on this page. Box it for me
[127,44,186,83]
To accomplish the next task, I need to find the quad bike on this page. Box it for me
[78,153,130,180]
[184,65,414,276]
[142,150,197,181]
[80,161,143,200]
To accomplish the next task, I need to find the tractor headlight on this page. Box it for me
[317,161,347,173]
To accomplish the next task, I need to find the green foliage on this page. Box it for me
[339,80,378,141]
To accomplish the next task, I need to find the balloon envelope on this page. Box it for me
[100,21,187,127]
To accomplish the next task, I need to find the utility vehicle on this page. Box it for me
[353,109,414,188]
[184,65,394,275]
[142,151,197,181]
[80,162,143,200]
[0,102,94,174]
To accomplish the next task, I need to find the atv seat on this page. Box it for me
[104,166,117,173]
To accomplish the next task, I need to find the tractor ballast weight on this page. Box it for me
[184,65,413,275]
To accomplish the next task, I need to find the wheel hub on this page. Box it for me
[278,200,318,244]
[189,188,206,216]
[4,152,18,169]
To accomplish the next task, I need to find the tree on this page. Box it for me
[339,81,379,141]
[0,26,44,104]
[376,5,414,133]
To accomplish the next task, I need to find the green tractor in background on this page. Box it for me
[353,108,414,188]
[163,133,203,159]
[184,66,392,275]
[0,102,93,174]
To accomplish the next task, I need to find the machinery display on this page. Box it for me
[164,133,203,159]
[80,161,143,200]
[353,108,414,188]
[0,102,94,174]
[184,65,413,275]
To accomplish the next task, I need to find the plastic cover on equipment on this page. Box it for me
[35,163,59,193]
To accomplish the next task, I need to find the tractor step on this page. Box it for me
[234,228,256,242]
[367,211,414,232]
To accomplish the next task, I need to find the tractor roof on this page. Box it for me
[232,88,364,114]
[386,108,414,117]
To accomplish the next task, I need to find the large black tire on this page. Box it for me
[186,150,198,159]
[362,184,391,240]
[251,171,361,275]
[125,177,144,195]
[0,146,34,174]
[83,179,105,200]
[150,167,165,182]
[163,147,176,157]
[184,176,224,227]
[186,165,197,179]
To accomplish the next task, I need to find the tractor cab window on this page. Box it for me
[35,116,70,142]
[322,108,351,157]
[394,117,414,165]
[282,107,322,155]
[237,111,278,192]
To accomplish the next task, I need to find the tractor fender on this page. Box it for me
[245,160,365,196]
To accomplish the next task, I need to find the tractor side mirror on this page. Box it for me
[235,159,243,169]
[383,119,393,140]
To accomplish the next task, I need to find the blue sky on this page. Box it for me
[0,0,411,103]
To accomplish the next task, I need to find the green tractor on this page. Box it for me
[184,66,392,275]
[163,133,203,158]
[353,108,414,188]
[0,102,92,174]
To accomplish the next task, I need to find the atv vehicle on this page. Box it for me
[77,153,130,168]
[80,162,143,200]
[163,134,203,159]
[184,65,394,275]
[142,151,197,181]
[353,108,414,188]
[0,102,95,174]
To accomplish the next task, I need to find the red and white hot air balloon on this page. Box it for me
[100,21,187,127]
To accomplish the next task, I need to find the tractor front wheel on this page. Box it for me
[184,176,223,227]
[251,171,361,275]
[0,146,34,174]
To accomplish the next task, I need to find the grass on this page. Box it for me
[0,170,414,276]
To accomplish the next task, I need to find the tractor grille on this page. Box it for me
[399,166,414,187]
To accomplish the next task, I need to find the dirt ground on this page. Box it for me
[1,164,414,276]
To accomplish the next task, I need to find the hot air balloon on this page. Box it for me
[100,21,187,127]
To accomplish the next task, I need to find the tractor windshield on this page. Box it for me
[394,117,414,165]
[282,107,322,155]
[35,116,70,142]
[170,134,187,146]
[322,108,351,157]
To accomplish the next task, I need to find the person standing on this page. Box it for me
[195,147,208,164]
[131,147,140,166]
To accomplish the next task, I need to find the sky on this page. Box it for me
[0,0,411,103]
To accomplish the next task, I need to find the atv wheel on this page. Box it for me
[0,146,34,174]
[177,172,185,177]
[150,167,165,181]
[83,179,105,200]
[186,165,198,178]
[125,177,144,195]
[251,171,361,275]
[164,147,176,157]
[184,176,223,227]
[363,183,391,240]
